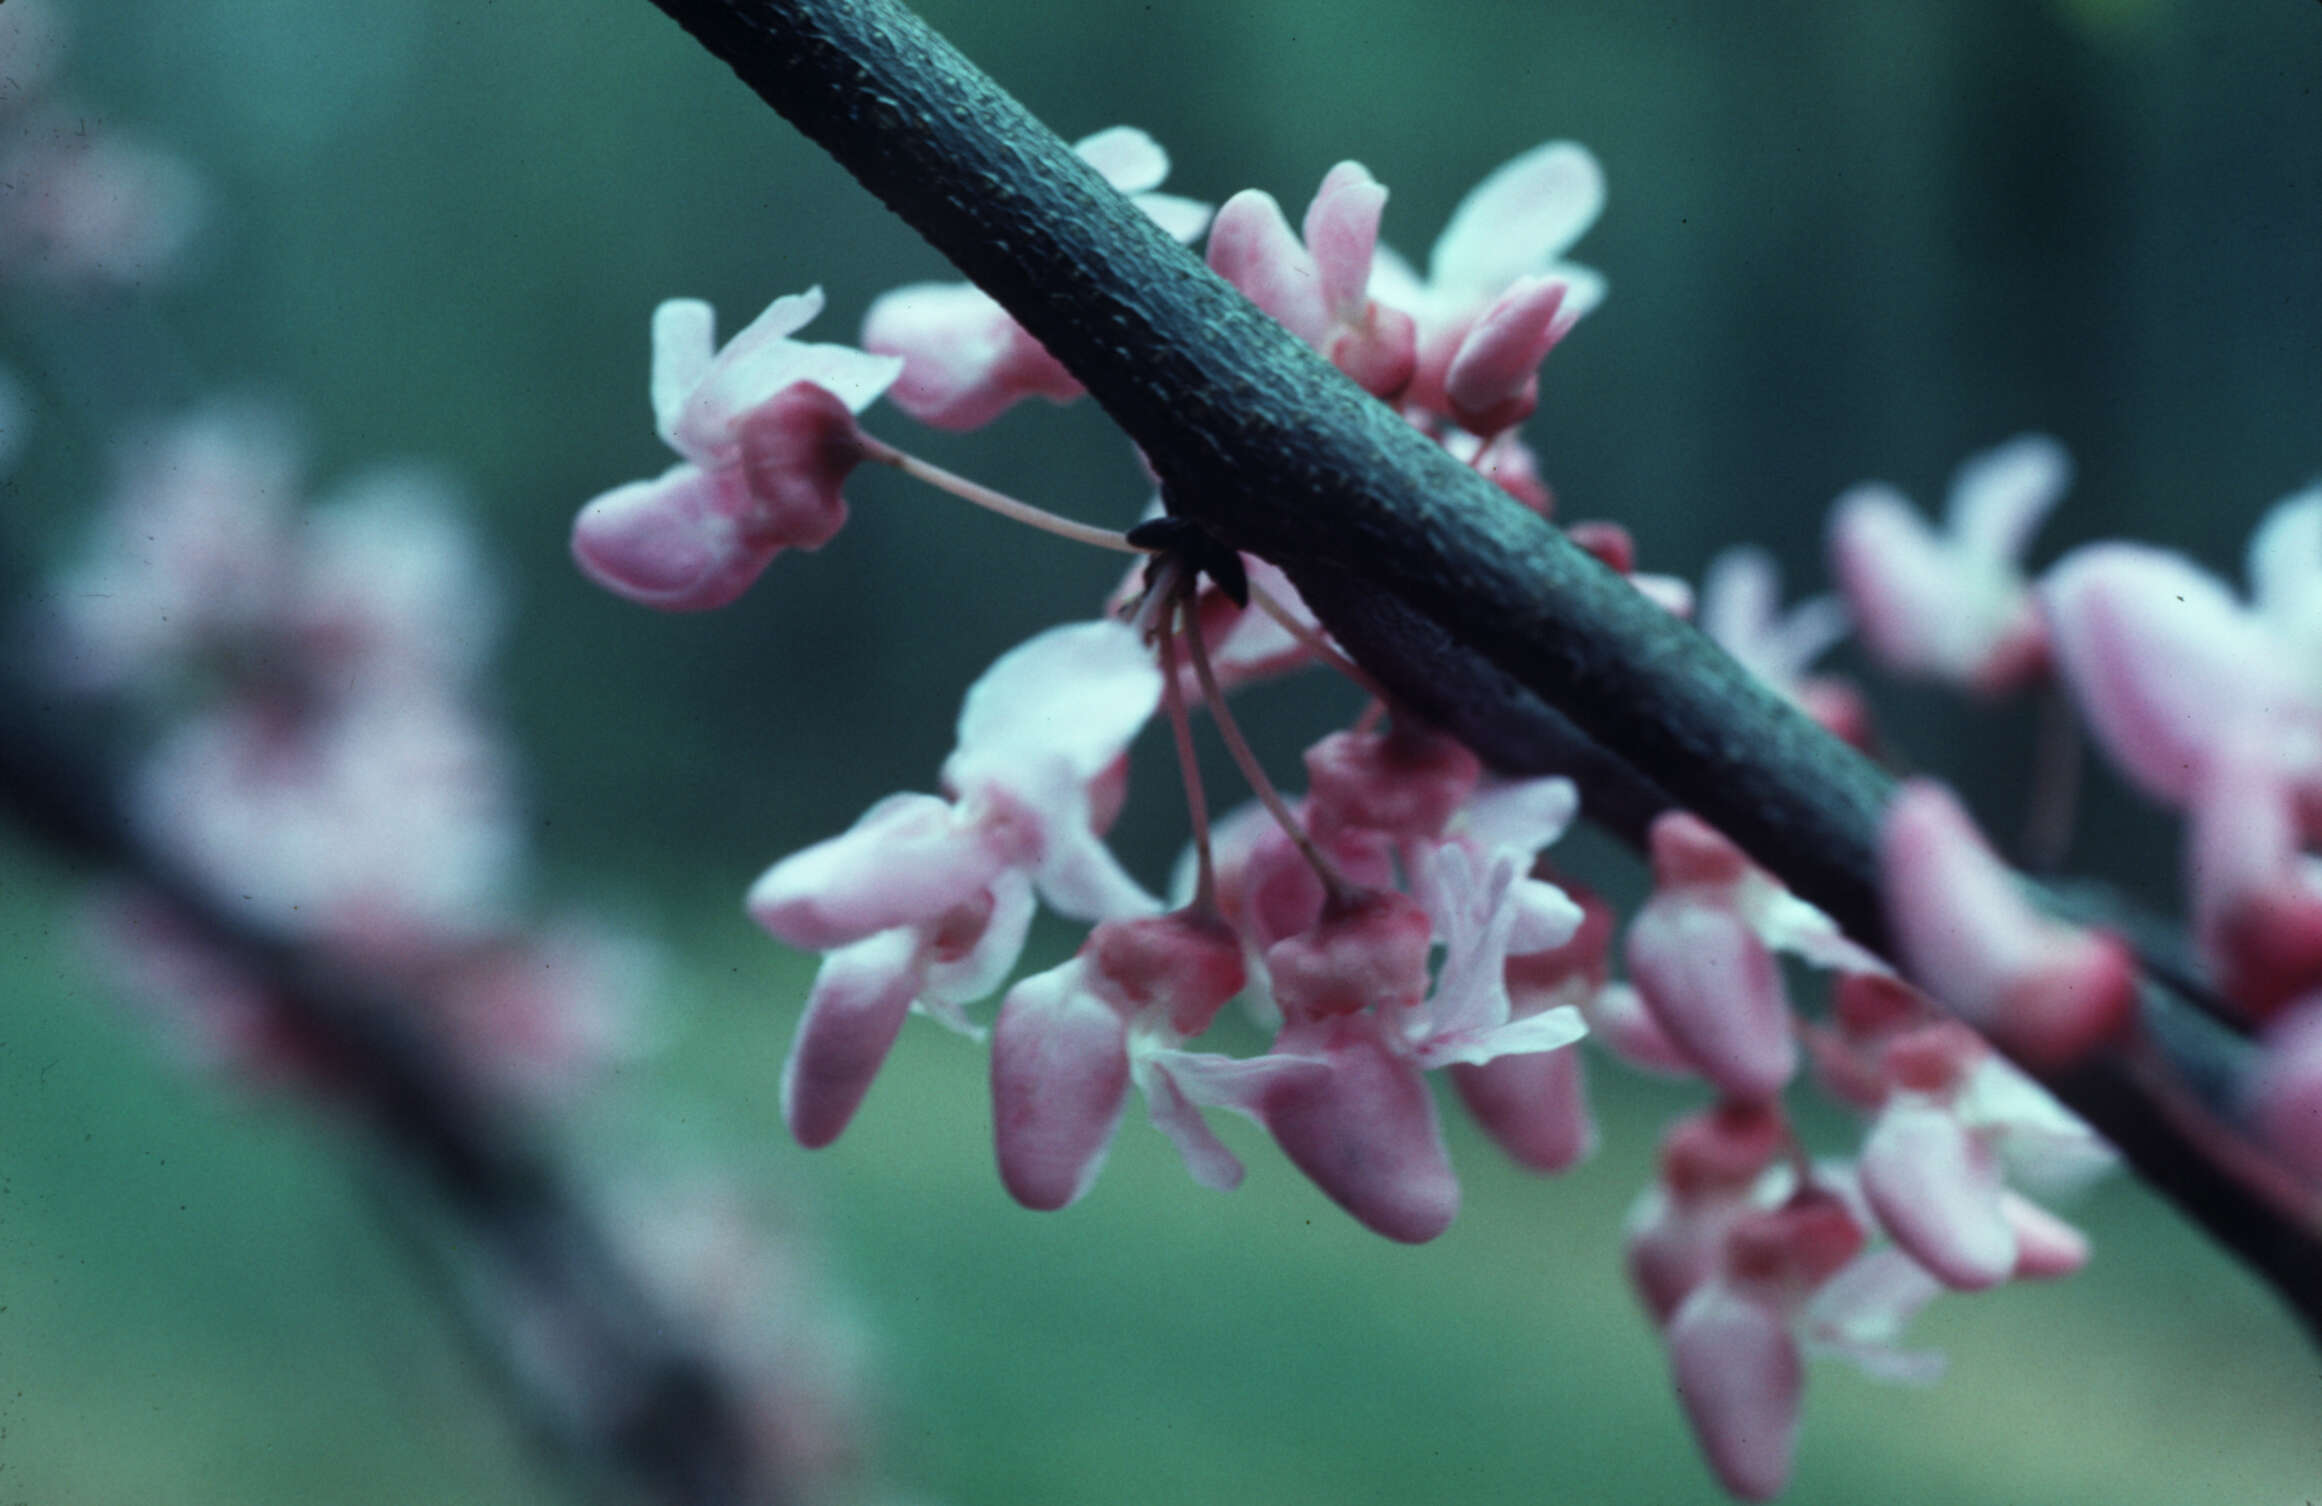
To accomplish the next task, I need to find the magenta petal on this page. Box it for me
[1859,1099,2015,1290]
[569,466,772,612]
[1626,894,1797,1100]
[990,960,1132,1211]
[1667,1283,1802,1502]
[1259,1017,1460,1243]
[1451,1047,1595,1173]
[780,929,925,1149]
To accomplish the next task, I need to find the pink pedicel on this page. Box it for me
[1828,434,2067,693]
[1880,779,2136,1065]
[571,289,903,610]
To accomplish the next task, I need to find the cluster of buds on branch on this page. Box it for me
[566,88,2319,1490]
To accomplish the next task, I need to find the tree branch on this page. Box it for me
[640,0,2322,1340]
[0,671,784,1506]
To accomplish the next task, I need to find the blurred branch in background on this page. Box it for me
[0,657,775,1506]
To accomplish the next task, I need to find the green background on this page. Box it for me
[3,0,2319,1501]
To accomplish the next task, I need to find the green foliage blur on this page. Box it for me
[4,0,2320,1502]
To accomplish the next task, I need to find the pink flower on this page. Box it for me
[1828,434,2068,693]
[0,116,204,287]
[1880,780,2136,1065]
[864,127,1211,429]
[1625,812,1878,1101]
[135,690,522,951]
[2186,733,2322,1014]
[749,621,1163,1147]
[989,908,1246,1210]
[1664,1191,1943,1500]
[1205,161,1416,398]
[2040,485,2322,810]
[571,289,902,611]
[47,407,302,692]
[1366,141,1606,425]
[1697,546,1867,746]
[2251,995,2322,1182]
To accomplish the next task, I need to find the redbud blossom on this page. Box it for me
[1880,780,2136,1065]
[1367,140,1606,424]
[1206,161,1416,398]
[1626,812,1875,1101]
[864,127,1210,428]
[990,908,1246,1209]
[1698,547,1867,748]
[751,621,1163,1148]
[2251,996,2322,1183]
[1828,434,2068,693]
[2039,485,2322,811]
[571,289,902,611]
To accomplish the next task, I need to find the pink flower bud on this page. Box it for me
[1442,274,1567,435]
[1450,1045,1595,1173]
[862,280,1083,430]
[2188,741,2322,1016]
[570,465,773,612]
[1859,1096,2016,1290]
[2251,996,2322,1183]
[990,959,1133,1211]
[1259,1014,1460,1242]
[1881,780,2137,1065]
[1089,908,1247,1038]
[2002,1192,2091,1279]
[1667,1281,1802,1502]
[1626,886,1796,1101]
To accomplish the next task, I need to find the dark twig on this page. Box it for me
[639,0,2322,1342]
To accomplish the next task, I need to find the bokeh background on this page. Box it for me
[2,0,2319,1501]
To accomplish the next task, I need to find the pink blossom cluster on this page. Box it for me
[569,123,2321,1499]
[49,407,648,1103]
[0,0,202,290]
